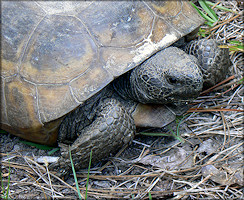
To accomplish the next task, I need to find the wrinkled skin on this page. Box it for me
[51,39,230,176]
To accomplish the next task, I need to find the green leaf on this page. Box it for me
[198,0,218,22]
[229,40,243,45]
[149,191,152,200]
[69,146,83,200]
[168,127,184,143]
[140,132,176,137]
[140,114,191,143]
[1,154,12,200]
[205,1,238,13]
[190,2,214,23]
[190,2,215,27]
[85,150,92,200]
[47,148,60,155]
[229,46,244,52]
[6,162,11,200]
[19,140,55,150]
[238,77,244,84]
[227,41,244,52]
[0,129,7,134]
[197,28,208,37]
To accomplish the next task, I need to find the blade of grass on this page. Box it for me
[218,41,244,52]
[228,41,244,52]
[1,172,4,198]
[140,129,183,142]
[0,129,7,134]
[149,191,152,200]
[47,147,60,156]
[85,150,92,200]
[176,114,191,137]
[140,131,183,142]
[229,40,244,45]
[197,28,208,37]
[168,127,184,143]
[69,146,83,200]
[229,46,244,52]
[1,154,11,200]
[238,77,244,84]
[198,0,218,21]
[19,140,55,150]
[190,2,216,24]
[140,114,190,143]
[140,132,177,137]
[205,1,238,13]
[168,114,191,143]
[6,163,10,200]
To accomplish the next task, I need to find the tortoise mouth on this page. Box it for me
[162,94,197,105]
[165,101,191,116]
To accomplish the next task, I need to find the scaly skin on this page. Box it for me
[50,39,230,176]
[185,39,231,88]
[55,97,135,175]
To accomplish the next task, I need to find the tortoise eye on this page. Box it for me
[168,77,177,84]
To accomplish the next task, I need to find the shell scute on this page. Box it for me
[20,15,98,84]
[1,2,45,77]
[76,1,154,47]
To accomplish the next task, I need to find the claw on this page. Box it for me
[49,158,71,178]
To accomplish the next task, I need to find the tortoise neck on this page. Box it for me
[112,70,138,102]
[112,69,147,103]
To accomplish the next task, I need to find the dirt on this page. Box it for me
[1,107,243,199]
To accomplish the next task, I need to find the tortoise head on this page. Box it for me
[129,46,203,105]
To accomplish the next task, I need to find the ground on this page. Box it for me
[1,1,243,199]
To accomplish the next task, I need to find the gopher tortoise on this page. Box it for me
[1,1,230,174]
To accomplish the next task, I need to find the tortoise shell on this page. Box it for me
[1,1,204,145]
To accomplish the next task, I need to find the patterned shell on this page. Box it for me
[1,1,204,144]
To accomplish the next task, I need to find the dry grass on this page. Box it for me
[1,1,243,199]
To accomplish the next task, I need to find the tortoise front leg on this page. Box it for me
[52,98,135,176]
[184,39,231,88]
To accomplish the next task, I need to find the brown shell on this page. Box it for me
[1,1,204,145]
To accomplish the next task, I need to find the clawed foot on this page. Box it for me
[49,98,135,178]
[185,39,231,88]
[48,143,73,178]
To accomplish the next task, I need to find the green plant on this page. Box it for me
[1,155,11,200]
[140,114,191,143]
[228,41,244,53]
[148,191,152,200]
[191,1,243,53]
[190,0,218,27]
[0,130,7,134]
[204,1,238,13]
[69,147,93,200]
[69,147,83,200]
[85,150,92,200]
[19,140,59,155]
